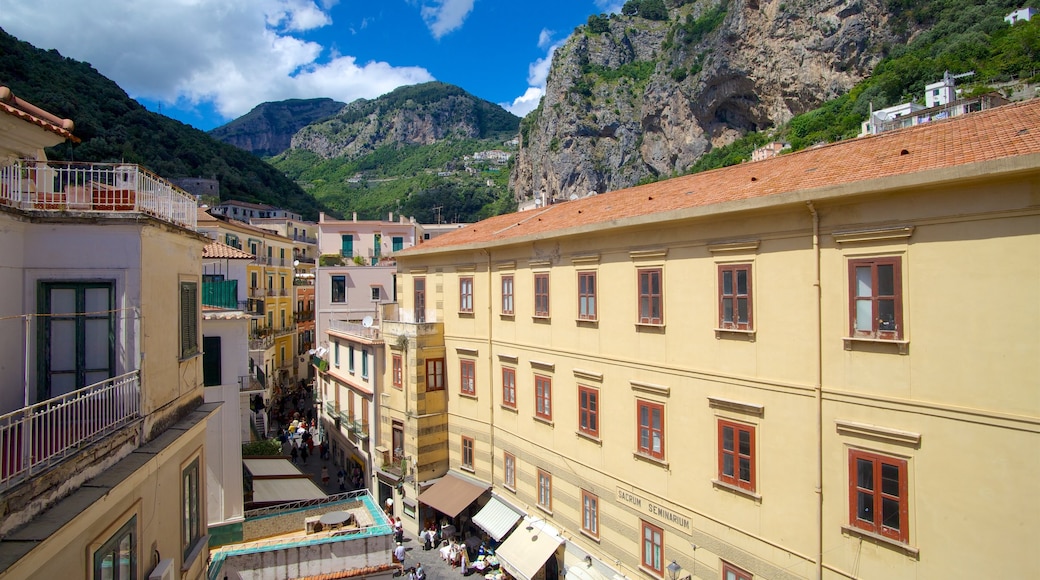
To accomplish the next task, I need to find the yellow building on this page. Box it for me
[389,100,1040,579]
[0,88,213,579]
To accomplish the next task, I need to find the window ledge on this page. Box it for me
[458,310,474,317]
[532,315,551,323]
[632,451,668,469]
[575,431,602,445]
[841,525,919,557]
[500,404,518,413]
[533,416,554,427]
[635,323,665,331]
[500,313,515,319]
[576,317,598,325]
[502,484,516,493]
[712,479,762,501]
[536,504,553,516]
[639,566,665,578]
[579,529,601,543]
[459,392,478,400]
[181,535,209,574]
[843,337,909,354]
[714,328,756,341]
[460,465,475,474]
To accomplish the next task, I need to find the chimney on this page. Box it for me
[388,211,393,222]
[352,212,357,222]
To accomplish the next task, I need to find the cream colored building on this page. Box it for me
[389,100,1040,580]
[0,88,213,579]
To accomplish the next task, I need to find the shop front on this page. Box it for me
[416,470,490,543]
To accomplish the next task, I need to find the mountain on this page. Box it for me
[209,98,346,157]
[511,0,1038,202]
[0,28,328,220]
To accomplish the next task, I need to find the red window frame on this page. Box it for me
[425,358,445,391]
[501,367,516,408]
[718,419,756,491]
[718,264,753,330]
[503,452,516,489]
[460,359,476,395]
[534,273,550,318]
[637,268,663,325]
[849,449,909,542]
[537,469,552,511]
[578,386,599,437]
[535,375,552,420]
[501,274,514,315]
[578,271,597,320]
[581,490,599,537]
[641,520,663,574]
[722,562,753,580]
[461,436,474,469]
[459,276,474,313]
[849,256,903,340]
[637,400,664,460]
[392,354,402,388]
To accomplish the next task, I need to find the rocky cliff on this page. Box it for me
[511,0,896,202]
[209,98,346,157]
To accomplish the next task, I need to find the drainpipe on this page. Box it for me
[483,249,495,483]
[807,201,823,580]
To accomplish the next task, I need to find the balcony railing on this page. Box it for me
[0,371,141,490]
[0,161,197,230]
[329,319,381,340]
[202,280,239,309]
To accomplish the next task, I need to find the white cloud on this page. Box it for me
[537,28,555,50]
[594,0,625,14]
[501,36,566,117]
[0,0,434,124]
[419,0,475,39]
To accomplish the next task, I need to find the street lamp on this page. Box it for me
[666,561,682,580]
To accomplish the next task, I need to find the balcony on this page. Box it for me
[202,280,240,309]
[294,255,316,264]
[249,335,274,351]
[0,371,141,491]
[328,319,381,340]
[0,161,196,230]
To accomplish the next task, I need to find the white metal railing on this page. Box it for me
[328,319,381,339]
[0,161,197,230]
[0,371,141,491]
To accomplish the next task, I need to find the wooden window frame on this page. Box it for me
[392,354,402,389]
[348,345,355,374]
[503,452,516,489]
[535,374,552,421]
[641,520,663,575]
[182,457,202,561]
[180,281,199,358]
[501,367,516,408]
[718,419,756,491]
[460,359,476,396]
[425,358,445,391]
[578,385,599,438]
[534,272,550,318]
[718,264,753,330]
[501,274,514,315]
[637,400,665,460]
[578,271,597,321]
[461,436,474,469]
[637,268,663,325]
[849,449,909,542]
[581,490,599,538]
[849,256,903,340]
[537,469,553,511]
[722,562,753,580]
[459,276,474,313]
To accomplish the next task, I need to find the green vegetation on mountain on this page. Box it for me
[209,98,346,157]
[0,28,327,220]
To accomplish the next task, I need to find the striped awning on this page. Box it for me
[471,496,523,541]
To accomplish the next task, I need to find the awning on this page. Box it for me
[496,517,564,580]
[471,495,523,541]
[252,477,326,503]
[243,458,301,477]
[416,471,489,518]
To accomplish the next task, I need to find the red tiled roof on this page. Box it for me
[0,87,79,143]
[203,240,256,259]
[404,98,1040,255]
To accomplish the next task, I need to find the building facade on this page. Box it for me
[389,100,1040,579]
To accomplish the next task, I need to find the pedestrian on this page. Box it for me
[414,563,426,580]
[290,446,299,464]
[321,465,330,487]
[394,518,404,543]
[300,445,309,464]
[393,542,406,566]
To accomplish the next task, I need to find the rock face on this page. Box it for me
[288,82,520,160]
[209,98,346,157]
[511,0,895,202]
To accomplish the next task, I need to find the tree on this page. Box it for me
[588,13,611,34]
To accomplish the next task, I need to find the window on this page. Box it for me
[578,271,597,320]
[578,386,599,437]
[371,286,380,301]
[361,348,369,379]
[348,345,355,373]
[460,359,476,395]
[393,354,403,388]
[202,336,221,386]
[719,264,753,330]
[501,275,514,315]
[637,401,664,460]
[849,449,908,542]
[392,236,404,252]
[459,276,474,313]
[502,367,516,408]
[718,420,756,491]
[38,281,115,398]
[180,281,199,358]
[461,436,474,469]
[414,278,426,323]
[637,268,663,325]
[503,452,516,489]
[723,562,753,580]
[641,520,663,574]
[581,490,599,537]
[537,469,552,511]
[535,375,552,420]
[334,341,340,367]
[331,275,346,303]
[183,457,202,560]
[534,272,550,317]
[93,515,136,580]
[426,358,445,391]
[341,234,353,258]
[849,257,902,339]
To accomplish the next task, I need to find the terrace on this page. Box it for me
[0,160,197,230]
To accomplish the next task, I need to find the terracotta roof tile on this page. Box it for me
[0,87,79,142]
[404,99,1040,254]
[203,240,256,259]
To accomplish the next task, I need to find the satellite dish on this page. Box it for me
[362,316,374,328]
[569,193,579,201]
[293,259,300,267]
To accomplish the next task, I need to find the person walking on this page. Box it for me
[393,542,406,567]
[290,446,299,464]
[321,465,330,487]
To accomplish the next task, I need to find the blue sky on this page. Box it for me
[0,0,625,131]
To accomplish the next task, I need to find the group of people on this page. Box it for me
[392,541,426,579]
